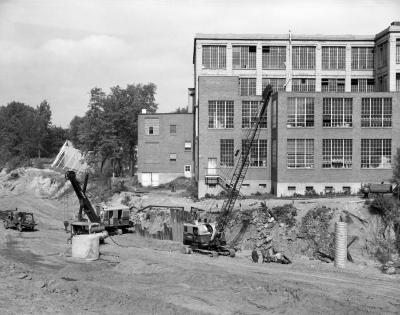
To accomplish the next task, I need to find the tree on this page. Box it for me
[173,106,188,113]
[71,83,158,176]
[35,100,52,158]
[69,115,85,147]
[0,100,68,169]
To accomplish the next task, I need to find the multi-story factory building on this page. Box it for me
[138,22,400,197]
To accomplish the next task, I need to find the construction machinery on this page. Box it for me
[362,182,393,198]
[65,171,132,239]
[183,85,274,256]
[1,209,36,231]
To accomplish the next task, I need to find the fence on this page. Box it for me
[134,206,192,242]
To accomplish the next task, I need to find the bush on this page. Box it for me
[261,202,297,228]
[369,195,400,254]
[5,155,30,172]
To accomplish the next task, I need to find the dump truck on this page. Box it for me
[1,209,36,231]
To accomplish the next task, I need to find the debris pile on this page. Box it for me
[228,204,297,263]
[298,206,335,262]
[381,260,400,275]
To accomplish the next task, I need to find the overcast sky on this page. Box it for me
[0,0,399,127]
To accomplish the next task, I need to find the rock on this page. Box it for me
[26,275,32,280]
[17,273,27,279]
[35,280,47,289]
[384,267,396,275]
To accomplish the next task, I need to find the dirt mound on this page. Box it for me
[0,167,66,199]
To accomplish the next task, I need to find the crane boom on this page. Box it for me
[65,171,101,223]
[216,85,273,234]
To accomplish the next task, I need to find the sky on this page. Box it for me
[0,0,399,127]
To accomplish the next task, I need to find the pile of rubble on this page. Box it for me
[228,204,341,264]
[298,206,335,262]
[381,259,400,275]
[228,204,298,262]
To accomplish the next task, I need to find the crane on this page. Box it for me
[65,170,132,238]
[65,171,100,223]
[183,85,274,256]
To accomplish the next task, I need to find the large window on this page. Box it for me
[321,78,345,92]
[242,101,267,129]
[208,100,234,128]
[287,97,314,127]
[202,45,226,69]
[361,139,391,168]
[292,46,315,69]
[262,78,286,92]
[397,39,400,64]
[287,139,314,168]
[361,98,392,127]
[220,139,234,167]
[262,46,286,69]
[351,47,374,70]
[322,139,352,168]
[242,139,267,167]
[351,78,375,92]
[322,98,352,127]
[145,118,159,135]
[240,78,256,96]
[233,46,256,69]
[292,78,315,92]
[376,41,388,68]
[322,46,346,70]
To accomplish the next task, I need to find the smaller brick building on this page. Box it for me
[137,112,194,186]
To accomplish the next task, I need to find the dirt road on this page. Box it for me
[0,172,400,314]
[1,218,400,314]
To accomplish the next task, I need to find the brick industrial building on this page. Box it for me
[138,22,400,197]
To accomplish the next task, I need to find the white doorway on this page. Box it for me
[184,165,192,178]
[141,173,159,187]
[207,158,217,175]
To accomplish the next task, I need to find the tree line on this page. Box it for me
[0,100,67,169]
[0,83,158,175]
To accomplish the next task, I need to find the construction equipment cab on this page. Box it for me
[99,204,132,230]
[183,221,216,247]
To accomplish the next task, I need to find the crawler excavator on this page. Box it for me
[183,85,274,257]
[65,171,131,240]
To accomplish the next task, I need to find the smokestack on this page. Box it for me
[188,88,195,114]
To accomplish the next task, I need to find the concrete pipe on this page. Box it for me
[334,222,347,268]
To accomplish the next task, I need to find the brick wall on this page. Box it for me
[137,113,194,186]
[273,91,400,196]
